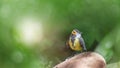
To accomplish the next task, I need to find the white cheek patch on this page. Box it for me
[76,34,81,38]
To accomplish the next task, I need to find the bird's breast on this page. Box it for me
[69,38,82,51]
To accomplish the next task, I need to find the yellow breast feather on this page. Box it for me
[69,38,82,51]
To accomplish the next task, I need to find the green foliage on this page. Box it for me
[0,0,120,68]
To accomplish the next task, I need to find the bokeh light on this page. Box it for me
[16,17,43,46]
[11,51,24,63]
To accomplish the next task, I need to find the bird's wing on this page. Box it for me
[79,37,87,51]
[70,35,76,47]
[71,38,75,47]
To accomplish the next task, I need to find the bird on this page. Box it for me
[66,29,87,52]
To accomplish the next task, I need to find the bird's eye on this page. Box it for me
[72,31,76,34]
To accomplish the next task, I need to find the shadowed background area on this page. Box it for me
[0,0,120,68]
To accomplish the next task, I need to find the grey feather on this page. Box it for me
[70,34,75,47]
[79,37,87,51]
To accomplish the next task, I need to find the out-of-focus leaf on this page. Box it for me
[107,61,120,68]
[95,25,120,63]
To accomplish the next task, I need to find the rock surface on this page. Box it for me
[54,52,106,68]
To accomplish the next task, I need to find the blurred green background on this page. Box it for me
[0,0,120,68]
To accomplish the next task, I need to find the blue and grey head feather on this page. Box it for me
[73,29,82,38]
[73,29,82,34]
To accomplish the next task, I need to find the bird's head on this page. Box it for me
[71,29,82,38]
